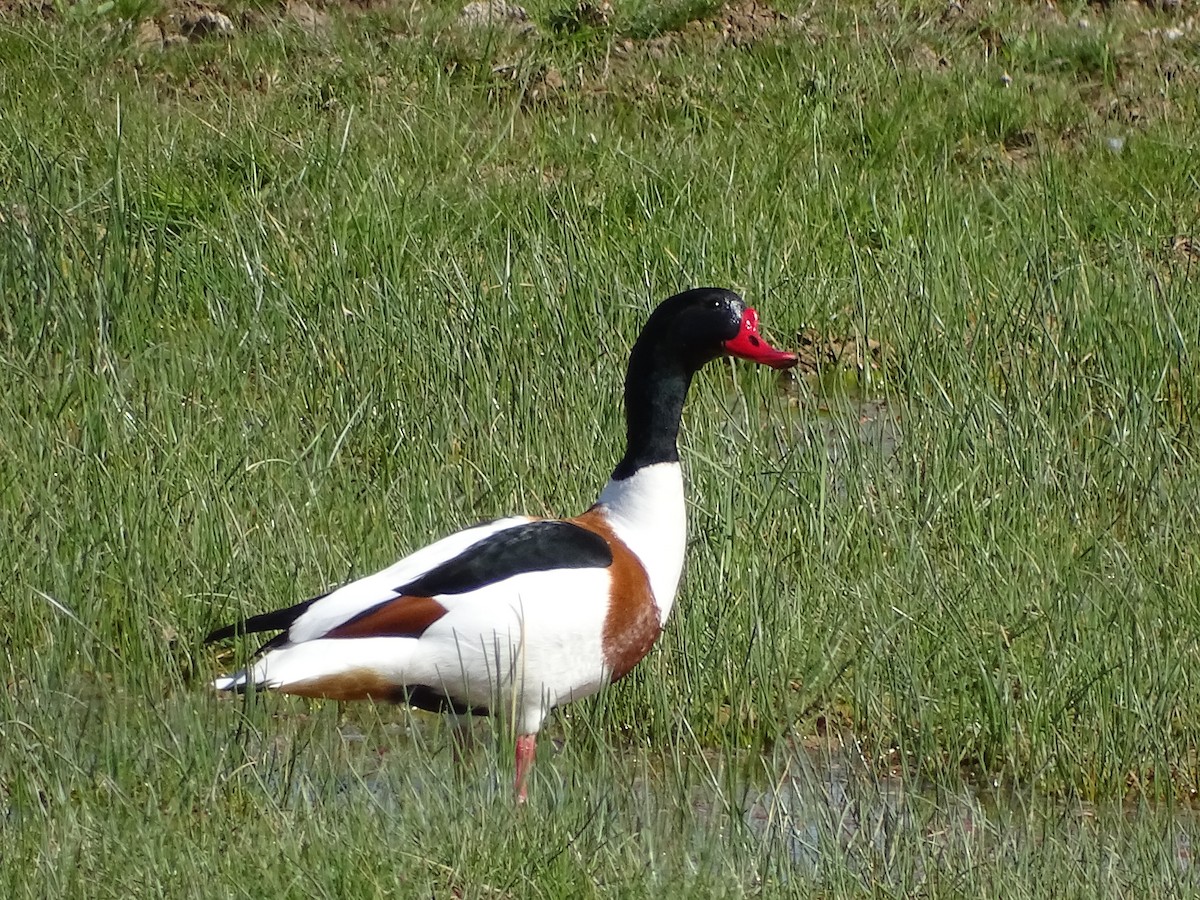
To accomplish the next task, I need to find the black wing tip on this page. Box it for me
[204,623,238,644]
[203,594,324,645]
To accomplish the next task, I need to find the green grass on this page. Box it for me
[3,0,1200,894]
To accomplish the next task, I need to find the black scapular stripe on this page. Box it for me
[399,520,613,597]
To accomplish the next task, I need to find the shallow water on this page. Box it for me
[776,368,901,466]
[729,739,1197,889]
[328,713,1199,891]
[724,368,900,498]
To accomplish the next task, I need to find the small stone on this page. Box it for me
[574,0,613,28]
[239,9,271,31]
[1168,235,1198,261]
[458,1,535,33]
[287,0,330,33]
[134,19,163,51]
[178,7,235,41]
[0,203,31,234]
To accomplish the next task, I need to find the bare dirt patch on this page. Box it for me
[706,0,790,45]
[792,330,887,377]
[0,0,53,15]
[0,0,339,43]
[640,0,796,54]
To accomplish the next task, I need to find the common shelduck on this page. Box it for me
[206,287,798,802]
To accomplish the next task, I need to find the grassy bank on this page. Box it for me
[2,0,1199,894]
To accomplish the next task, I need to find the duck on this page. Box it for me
[205,287,798,802]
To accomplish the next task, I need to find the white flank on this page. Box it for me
[594,461,686,624]
[421,566,612,732]
[222,566,613,735]
[286,515,533,642]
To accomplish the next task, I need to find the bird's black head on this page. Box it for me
[635,287,798,373]
[613,287,797,478]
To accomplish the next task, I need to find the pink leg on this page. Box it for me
[514,733,537,804]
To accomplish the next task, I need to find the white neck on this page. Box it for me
[595,462,687,625]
